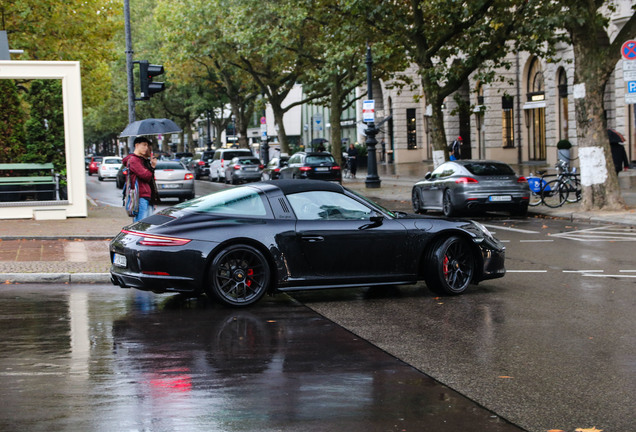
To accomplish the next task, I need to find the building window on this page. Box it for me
[557,68,568,140]
[502,96,514,148]
[406,108,417,149]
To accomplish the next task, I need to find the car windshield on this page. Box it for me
[235,158,260,165]
[306,155,335,164]
[173,186,267,216]
[156,162,184,170]
[464,162,515,176]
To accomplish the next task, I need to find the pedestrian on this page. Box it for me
[347,143,359,178]
[380,139,386,162]
[610,141,630,175]
[449,136,462,160]
[317,142,326,152]
[122,137,160,222]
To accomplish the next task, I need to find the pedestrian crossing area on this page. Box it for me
[550,225,636,242]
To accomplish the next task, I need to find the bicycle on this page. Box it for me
[555,160,581,204]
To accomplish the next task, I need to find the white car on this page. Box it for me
[209,148,253,182]
[98,156,122,181]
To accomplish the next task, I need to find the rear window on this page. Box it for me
[235,157,260,165]
[222,150,252,160]
[173,187,267,216]
[464,162,515,176]
[306,155,335,164]
[156,162,185,170]
[103,158,121,165]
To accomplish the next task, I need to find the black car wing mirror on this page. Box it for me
[425,172,432,180]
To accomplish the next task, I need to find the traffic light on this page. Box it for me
[138,60,165,100]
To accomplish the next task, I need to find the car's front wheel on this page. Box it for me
[425,235,474,295]
[207,244,271,307]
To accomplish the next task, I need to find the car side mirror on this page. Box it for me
[370,211,384,223]
[281,161,288,167]
[425,172,432,180]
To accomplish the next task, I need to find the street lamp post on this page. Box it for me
[365,44,381,188]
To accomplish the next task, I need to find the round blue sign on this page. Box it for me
[621,40,636,59]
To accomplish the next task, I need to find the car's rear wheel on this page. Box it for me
[411,188,426,214]
[207,244,271,307]
[442,190,456,217]
[425,235,474,295]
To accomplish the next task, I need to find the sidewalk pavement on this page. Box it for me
[1,162,634,284]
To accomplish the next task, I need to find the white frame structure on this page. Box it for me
[0,61,87,220]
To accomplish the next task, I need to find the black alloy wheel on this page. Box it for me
[411,188,426,214]
[442,190,455,217]
[425,236,474,295]
[207,244,271,307]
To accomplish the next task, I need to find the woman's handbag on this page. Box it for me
[123,164,139,217]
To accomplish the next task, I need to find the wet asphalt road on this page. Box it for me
[0,285,520,432]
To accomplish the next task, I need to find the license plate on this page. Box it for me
[245,167,257,171]
[315,167,329,172]
[113,253,127,268]
[161,184,180,189]
[489,195,512,202]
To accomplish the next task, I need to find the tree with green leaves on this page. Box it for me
[0,80,26,163]
[1,0,122,110]
[357,0,560,166]
[558,1,636,211]
[22,80,66,176]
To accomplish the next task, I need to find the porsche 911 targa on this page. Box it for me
[110,180,505,307]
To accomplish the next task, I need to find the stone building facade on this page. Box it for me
[364,3,636,168]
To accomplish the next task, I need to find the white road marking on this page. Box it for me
[519,240,554,243]
[562,270,604,273]
[583,273,636,278]
[483,224,540,234]
[551,225,636,242]
[506,270,548,273]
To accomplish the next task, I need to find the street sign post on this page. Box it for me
[622,41,636,104]
[363,100,375,123]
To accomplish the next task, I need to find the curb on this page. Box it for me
[1,273,112,284]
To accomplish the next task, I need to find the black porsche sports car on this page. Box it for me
[110,180,505,307]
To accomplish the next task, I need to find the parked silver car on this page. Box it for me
[411,160,530,216]
[224,156,263,184]
[154,161,195,202]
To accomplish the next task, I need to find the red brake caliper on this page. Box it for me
[443,255,450,280]
[246,268,254,287]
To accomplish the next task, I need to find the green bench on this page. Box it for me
[0,163,59,202]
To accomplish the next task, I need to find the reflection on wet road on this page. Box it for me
[0,285,521,431]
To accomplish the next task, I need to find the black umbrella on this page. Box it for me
[120,118,182,138]
[607,128,625,144]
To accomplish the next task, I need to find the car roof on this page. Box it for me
[259,180,344,195]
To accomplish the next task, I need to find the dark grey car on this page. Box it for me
[224,156,263,184]
[411,160,530,217]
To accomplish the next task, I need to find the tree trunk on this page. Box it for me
[271,102,289,155]
[329,84,345,166]
[572,32,625,210]
[424,84,449,168]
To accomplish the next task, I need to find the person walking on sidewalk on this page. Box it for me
[122,137,160,222]
[610,141,630,175]
[347,143,359,178]
[449,136,462,160]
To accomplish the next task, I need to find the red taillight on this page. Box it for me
[455,177,478,184]
[233,164,241,170]
[142,271,171,276]
[221,159,225,168]
[273,168,280,172]
[259,164,264,169]
[517,176,528,183]
[164,169,174,172]
[122,229,191,246]
[300,166,312,172]
[331,166,341,171]
[197,160,205,165]
[184,173,194,180]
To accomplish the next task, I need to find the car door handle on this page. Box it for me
[301,235,324,243]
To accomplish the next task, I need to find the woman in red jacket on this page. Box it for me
[122,137,160,221]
